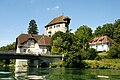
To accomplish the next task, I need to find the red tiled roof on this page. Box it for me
[89,36,112,45]
[45,15,71,27]
[16,34,51,47]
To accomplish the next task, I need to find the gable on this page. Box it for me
[16,34,51,47]
[45,15,71,27]
[89,36,112,46]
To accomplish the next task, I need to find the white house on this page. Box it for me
[89,36,112,52]
[45,15,71,37]
[16,34,51,55]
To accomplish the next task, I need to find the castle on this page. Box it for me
[45,15,71,37]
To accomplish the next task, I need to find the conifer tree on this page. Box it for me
[28,20,38,34]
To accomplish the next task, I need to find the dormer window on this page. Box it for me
[27,42,31,47]
[27,39,35,47]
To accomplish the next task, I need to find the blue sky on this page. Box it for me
[0,0,120,47]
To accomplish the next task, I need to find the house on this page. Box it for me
[45,15,71,37]
[89,36,112,52]
[16,34,51,55]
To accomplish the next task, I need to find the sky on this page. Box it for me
[0,0,120,47]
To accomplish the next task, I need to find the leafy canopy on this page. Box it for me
[51,31,82,54]
[75,25,92,49]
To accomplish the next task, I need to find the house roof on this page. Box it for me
[89,36,112,45]
[16,34,51,47]
[45,15,71,27]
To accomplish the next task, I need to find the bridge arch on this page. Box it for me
[40,62,49,67]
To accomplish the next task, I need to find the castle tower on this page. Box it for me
[45,15,71,37]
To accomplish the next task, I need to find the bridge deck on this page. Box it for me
[0,52,62,59]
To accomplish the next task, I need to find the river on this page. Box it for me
[0,66,120,80]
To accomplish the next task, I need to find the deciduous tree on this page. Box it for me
[75,25,92,49]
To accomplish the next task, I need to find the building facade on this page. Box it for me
[45,15,71,37]
[16,34,51,55]
[89,36,112,52]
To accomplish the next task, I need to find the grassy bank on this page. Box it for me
[50,59,120,69]
[84,59,120,69]
[50,61,64,68]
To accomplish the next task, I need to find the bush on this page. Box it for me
[87,48,97,60]
[107,42,120,58]
[84,59,120,69]
[63,51,82,68]
[97,52,108,59]
[50,61,64,68]
[81,48,97,60]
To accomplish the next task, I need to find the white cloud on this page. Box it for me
[47,5,60,11]
[54,5,59,9]
[47,8,50,11]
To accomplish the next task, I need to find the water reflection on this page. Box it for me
[1,66,120,80]
[15,66,49,80]
[0,66,14,80]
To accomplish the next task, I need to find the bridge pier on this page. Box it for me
[15,59,40,68]
[15,59,28,67]
[28,59,39,67]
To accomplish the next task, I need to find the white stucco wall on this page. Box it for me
[45,23,67,37]
[90,44,110,52]
[16,45,20,53]
[16,42,50,55]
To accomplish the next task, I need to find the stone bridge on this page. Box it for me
[0,52,63,67]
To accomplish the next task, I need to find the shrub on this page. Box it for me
[97,52,108,59]
[50,61,64,68]
[87,48,97,60]
[63,51,82,68]
[107,42,120,58]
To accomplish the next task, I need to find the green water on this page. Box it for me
[0,66,120,80]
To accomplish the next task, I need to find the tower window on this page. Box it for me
[49,27,52,29]
[56,25,60,27]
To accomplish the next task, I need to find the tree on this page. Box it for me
[51,31,82,54]
[75,25,92,49]
[107,42,120,58]
[28,20,38,34]
[0,42,16,51]
[113,19,120,28]
[94,26,103,37]
[113,19,120,43]
[51,37,63,54]
[87,48,97,60]
[94,23,114,38]
[63,51,82,68]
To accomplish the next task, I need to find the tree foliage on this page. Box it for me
[28,20,38,34]
[94,23,114,38]
[107,42,120,58]
[75,25,92,49]
[63,52,82,68]
[51,31,83,68]
[80,48,97,60]
[0,42,16,51]
[51,31,82,54]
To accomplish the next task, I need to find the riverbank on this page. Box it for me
[50,59,120,69]
[83,59,120,69]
